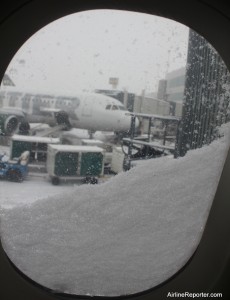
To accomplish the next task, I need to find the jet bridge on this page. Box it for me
[122,112,181,171]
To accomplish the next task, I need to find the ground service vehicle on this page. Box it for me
[0,151,29,182]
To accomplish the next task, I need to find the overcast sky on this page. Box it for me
[6,9,189,95]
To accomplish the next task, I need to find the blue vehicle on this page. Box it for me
[0,151,29,182]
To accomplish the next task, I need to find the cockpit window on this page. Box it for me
[106,104,112,110]
[112,105,118,110]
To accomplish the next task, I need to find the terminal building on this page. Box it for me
[165,67,185,117]
[156,67,186,117]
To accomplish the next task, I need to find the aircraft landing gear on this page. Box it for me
[88,130,95,139]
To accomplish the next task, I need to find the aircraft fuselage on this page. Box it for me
[0,87,134,133]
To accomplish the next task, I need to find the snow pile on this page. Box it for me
[0,124,230,296]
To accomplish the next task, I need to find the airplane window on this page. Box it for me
[0,8,230,298]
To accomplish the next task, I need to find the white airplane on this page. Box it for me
[0,85,138,136]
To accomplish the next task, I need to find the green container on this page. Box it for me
[10,134,60,160]
[47,144,104,179]
[55,152,78,176]
[11,140,32,159]
[80,152,103,176]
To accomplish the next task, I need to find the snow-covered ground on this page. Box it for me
[0,174,77,209]
[0,124,230,296]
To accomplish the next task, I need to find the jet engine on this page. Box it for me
[0,113,19,135]
[54,111,71,129]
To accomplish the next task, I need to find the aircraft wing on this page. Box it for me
[0,107,26,117]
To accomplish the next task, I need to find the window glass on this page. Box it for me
[0,9,229,297]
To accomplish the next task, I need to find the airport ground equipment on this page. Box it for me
[10,134,60,163]
[81,139,104,147]
[110,146,125,174]
[81,139,113,173]
[123,112,180,171]
[0,151,29,182]
[46,144,104,185]
[32,124,66,137]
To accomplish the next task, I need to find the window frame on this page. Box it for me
[0,1,230,300]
